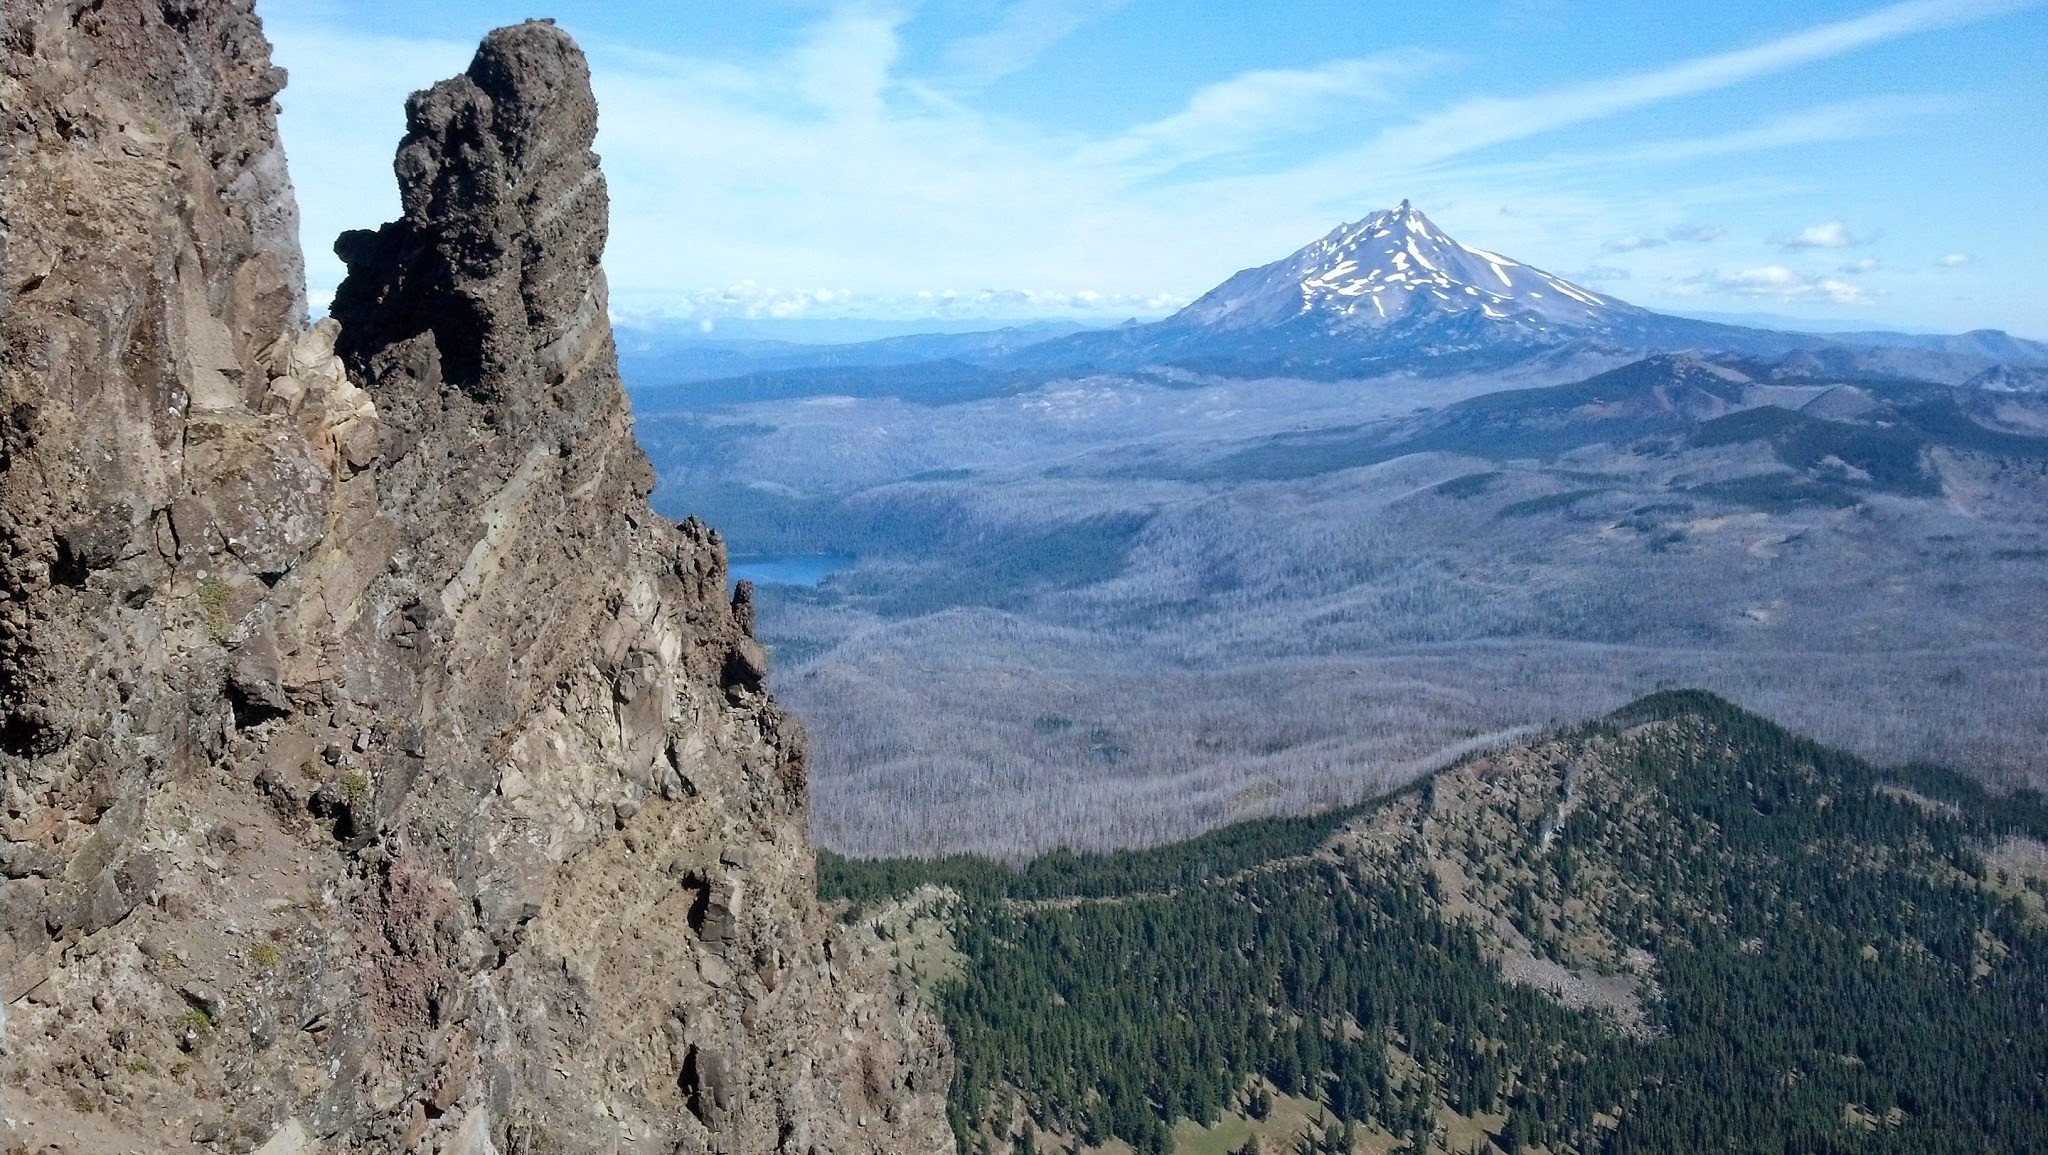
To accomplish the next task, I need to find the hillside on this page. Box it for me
[828,693,2048,1155]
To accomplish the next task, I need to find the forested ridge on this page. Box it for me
[827,692,2048,1154]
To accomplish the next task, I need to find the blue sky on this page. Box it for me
[263,0,2047,336]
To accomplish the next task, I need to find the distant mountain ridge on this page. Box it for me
[622,203,2048,393]
[616,319,1093,395]
[1000,202,2048,379]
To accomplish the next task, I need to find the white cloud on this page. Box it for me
[787,4,909,122]
[1938,252,1972,267]
[1344,0,2031,170]
[940,0,1130,88]
[1780,219,1860,249]
[1840,257,1882,273]
[1604,235,1667,252]
[1710,265,1874,304]
[1087,50,1443,173]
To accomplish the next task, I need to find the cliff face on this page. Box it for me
[1,7,951,1154]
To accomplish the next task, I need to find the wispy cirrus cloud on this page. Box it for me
[1414,94,1956,191]
[939,0,1130,88]
[1353,0,2030,170]
[1085,50,1445,173]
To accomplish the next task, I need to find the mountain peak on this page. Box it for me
[1176,203,1641,338]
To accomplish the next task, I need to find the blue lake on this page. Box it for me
[729,553,856,588]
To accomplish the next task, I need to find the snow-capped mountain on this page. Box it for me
[999,200,1806,376]
[1177,200,1646,337]
[649,202,2048,385]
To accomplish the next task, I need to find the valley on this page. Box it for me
[633,343,2048,858]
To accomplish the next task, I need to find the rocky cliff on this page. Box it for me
[0,6,951,1153]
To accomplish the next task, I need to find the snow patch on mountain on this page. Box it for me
[1177,201,1649,336]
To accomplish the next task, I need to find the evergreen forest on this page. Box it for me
[824,692,2048,1154]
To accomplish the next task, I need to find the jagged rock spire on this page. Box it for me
[331,19,610,431]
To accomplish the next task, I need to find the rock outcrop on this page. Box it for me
[1,6,951,1153]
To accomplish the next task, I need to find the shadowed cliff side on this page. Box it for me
[2,8,951,1154]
